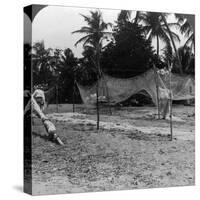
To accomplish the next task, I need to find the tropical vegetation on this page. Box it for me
[27,10,194,110]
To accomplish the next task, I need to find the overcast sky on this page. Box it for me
[31,5,186,58]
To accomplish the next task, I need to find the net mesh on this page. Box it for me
[77,68,195,107]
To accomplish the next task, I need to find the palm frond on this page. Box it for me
[162,28,180,42]
[180,21,192,36]
[72,27,93,34]
[184,33,194,48]
[163,22,181,30]
[159,29,171,45]
[74,35,90,47]
[175,14,185,23]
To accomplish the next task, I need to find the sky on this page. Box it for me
[30,5,187,58]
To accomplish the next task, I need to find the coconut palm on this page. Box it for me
[138,12,180,58]
[175,14,194,50]
[116,10,132,29]
[72,10,112,129]
[32,41,54,85]
[117,10,141,26]
[160,14,183,74]
[137,12,180,118]
[172,46,194,74]
[59,48,78,72]
[58,48,79,108]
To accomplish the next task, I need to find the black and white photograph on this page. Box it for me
[24,4,195,195]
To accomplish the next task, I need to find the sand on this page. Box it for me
[31,104,195,195]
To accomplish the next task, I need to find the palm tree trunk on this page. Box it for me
[161,14,183,74]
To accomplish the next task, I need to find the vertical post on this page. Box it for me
[169,64,173,141]
[96,80,100,130]
[73,79,75,113]
[96,43,101,130]
[56,84,59,113]
[153,65,160,119]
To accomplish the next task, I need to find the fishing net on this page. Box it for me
[77,68,195,108]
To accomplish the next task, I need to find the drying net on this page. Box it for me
[159,72,195,100]
[77,68,195,107]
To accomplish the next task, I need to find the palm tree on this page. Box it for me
[172,46,194,74]
[134,11,140,24]
[175,14,195,50]
[117,10,141,26]
[59,48,78,76]
[116,10,132,29]
[138,12,181,118]
[160,14,183,74]
[59,48,78,109]
[137,12,183,72]
[72,10,112,129]
[138,12,180,58]
[32,41,53,85]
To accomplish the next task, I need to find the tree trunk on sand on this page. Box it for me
[161,14,183,74]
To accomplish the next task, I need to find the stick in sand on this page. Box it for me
[56,84,59,113]
[73,79,76,113]
[169,64,173,141]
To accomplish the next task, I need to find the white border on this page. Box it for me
[0,0,199,199]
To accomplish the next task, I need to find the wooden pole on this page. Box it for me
[96,43,101,130]
[73,79,75,113]
[169,64,173,141]
[96,80,100,130]
[56,84,58,112]
[91,57,112,116]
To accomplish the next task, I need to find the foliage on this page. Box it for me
[172,46,194,75]
[72,10,113,128]
[32,41,54,85]
[101,17,160,77]
[58,48,80,103]
[31,42,80,103]
[175,14,195,50]
[138,12,180,63]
